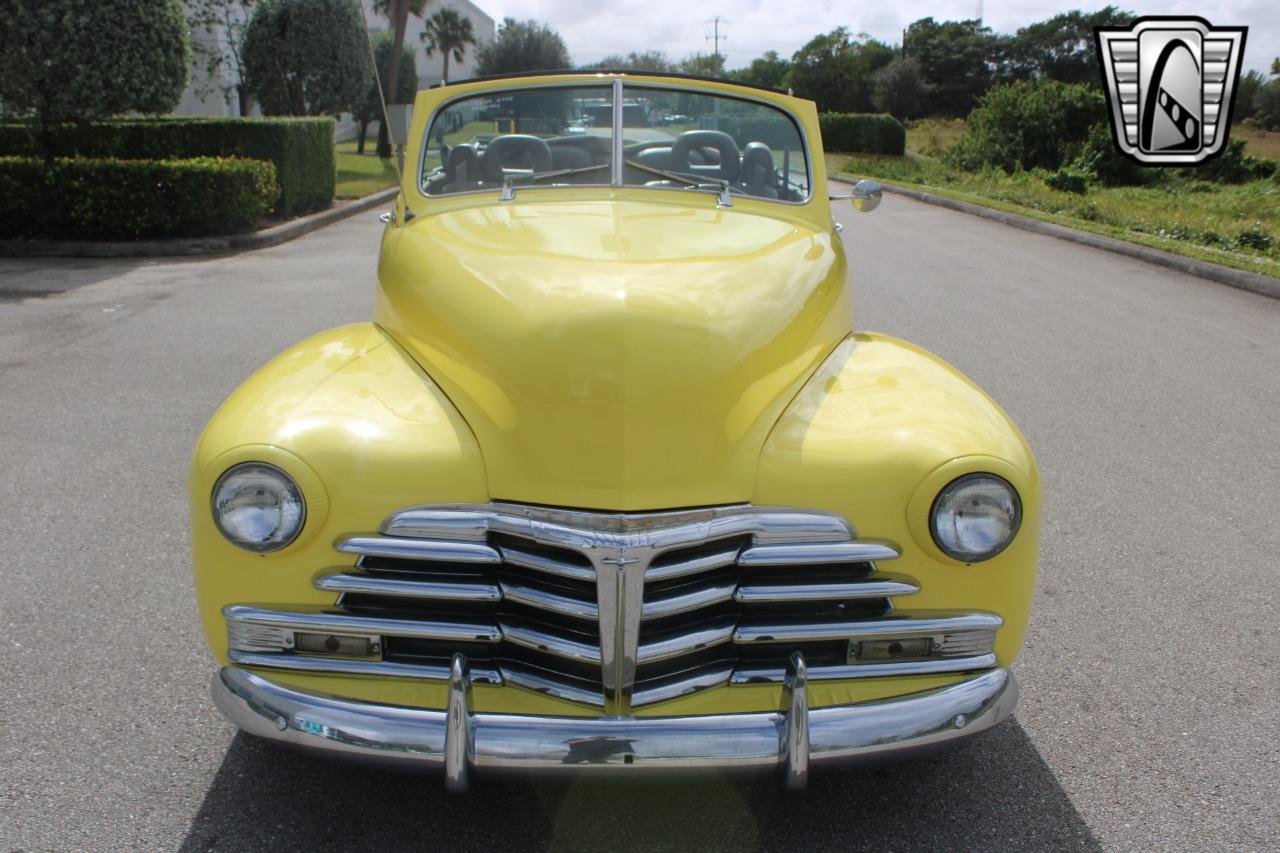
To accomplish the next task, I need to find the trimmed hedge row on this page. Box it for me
[0,117,333,217]
[819,113,906,155]
[0,156,279,240]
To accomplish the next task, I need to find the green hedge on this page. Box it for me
[0,117,333,217]
[0,156,279,240]
[819,113,906,155]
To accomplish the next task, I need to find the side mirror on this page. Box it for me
[850,179,882,213]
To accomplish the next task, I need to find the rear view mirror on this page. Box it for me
[850,179,882,213]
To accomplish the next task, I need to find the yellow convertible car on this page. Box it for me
[192,72,1039,790]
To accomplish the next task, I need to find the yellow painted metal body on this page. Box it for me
[191,74,1039,717]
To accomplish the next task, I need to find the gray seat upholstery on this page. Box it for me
[549,144,592,171]
[633,146,673,172]
[445,144,480,191]
[670,130,740,183]
[740,142,778,198]
[480,135,553,184]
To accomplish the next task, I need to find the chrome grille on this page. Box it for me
[225,503,1001,712]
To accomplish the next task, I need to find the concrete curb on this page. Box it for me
[833,177,1280,301]
[0,186,400,259]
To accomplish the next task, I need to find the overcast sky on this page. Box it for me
[484,0,1278,75]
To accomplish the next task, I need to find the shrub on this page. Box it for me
[947,79,1104,173]
[0,117,334,217]
[819,113,905,155]
[1190,138,1276,184]
[1068,122,1157,187]
[0,156,278,239]
[242,0,372,117]
[1043,169,1089,194]
[0,0,189,159]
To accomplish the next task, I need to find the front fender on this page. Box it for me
[754,333,1041,669]
[189,323,488,666]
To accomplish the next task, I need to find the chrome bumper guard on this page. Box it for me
[213,652,1017,791]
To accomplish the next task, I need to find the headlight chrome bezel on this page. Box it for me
[211,462,307,553]
[929,472,1022,563]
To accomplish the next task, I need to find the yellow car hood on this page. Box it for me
[374,196,851,510]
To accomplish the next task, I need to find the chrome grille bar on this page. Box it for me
[336,536,501,564]
[225,503,1003,712]
[499,545,596,582]
[225,605,502,643]
[498,581,598,620]
[315,573,502,601]
[733,612,1004,645]
[734,575,920,603]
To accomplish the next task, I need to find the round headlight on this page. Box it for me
[212,463,306,552]
[930,473,1021,563]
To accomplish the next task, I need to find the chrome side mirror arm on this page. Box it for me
[829,179,883,213]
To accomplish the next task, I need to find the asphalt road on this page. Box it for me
[1,196,1277,852]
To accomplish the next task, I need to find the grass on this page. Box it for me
[1234,123,1280,162]
[829,120,1280,279]
[335,140,399,200]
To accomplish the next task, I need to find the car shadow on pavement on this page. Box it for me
[179,718,1100,852]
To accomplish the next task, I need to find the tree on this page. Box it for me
[186,0,255,115]
[679,53,726,78]
[904,18,1001,117]
[421,8,476,85]
[0,0,188,160]
[728,51,790,90]
[1235,70,1266,123]
[372,0,429,157]
[872,57,934,120]
[1003,7,1135,85]
[242,0,371,116]
[587,51,676,72]
[787,28,894,113]
[1255,79,1280,131]
[355,31,417,153]
[475,18,571,76]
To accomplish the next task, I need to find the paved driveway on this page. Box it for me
[0,198,1276,851]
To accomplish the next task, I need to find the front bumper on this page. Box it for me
[212,653,1018,791]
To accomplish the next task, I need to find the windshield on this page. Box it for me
[421,82,810,202]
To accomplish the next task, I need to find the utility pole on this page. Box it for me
[706,15,727,71]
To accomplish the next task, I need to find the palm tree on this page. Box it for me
[421,7,476,85]
[372,0,431,157]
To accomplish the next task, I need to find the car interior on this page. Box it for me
[424,129,806,202]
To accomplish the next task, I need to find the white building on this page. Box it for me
[174,0,495,119]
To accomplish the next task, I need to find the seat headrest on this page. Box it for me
[480,135,554,184]
[670,130,740,182]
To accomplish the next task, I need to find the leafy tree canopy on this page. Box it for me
[727,51,790,90]
[422,8,477,84]
[475,18,571,76]
[678,53,726,78]
[585,51,677,72]
[872,57,935,120]
[242,0,372,116]
[356,30,417,125]
[903,17,1000,117]
[1003,7,1135,85]
[0,0,188,129]
[788,27,893,113]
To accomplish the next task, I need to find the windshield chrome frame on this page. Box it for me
[416,77,813,206]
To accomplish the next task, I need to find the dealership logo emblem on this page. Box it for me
[1095,17,1247,165]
